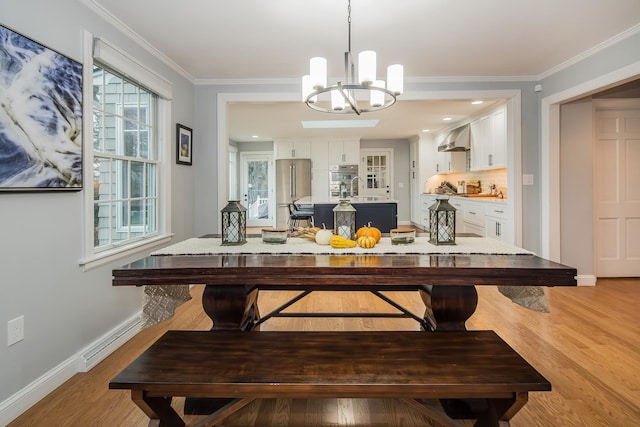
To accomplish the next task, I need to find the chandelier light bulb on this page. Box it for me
[331,90,346,111]
[310,57,327,89]
[387,64,404,95]
[302,75,316,103]
[370,80,385,107]
[358,51,376,85]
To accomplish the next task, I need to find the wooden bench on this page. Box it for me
[110,330,550,427]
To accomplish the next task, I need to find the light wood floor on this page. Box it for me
[8,278,640,426]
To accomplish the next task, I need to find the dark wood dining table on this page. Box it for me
[112,237,577,332]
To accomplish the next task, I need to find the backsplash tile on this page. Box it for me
[426,168,507,197]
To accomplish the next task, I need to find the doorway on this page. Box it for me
[359,149,394,199]
[240,152,274,227]
[594,101,640,276]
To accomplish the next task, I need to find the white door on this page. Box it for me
[240,152,274,227]
[595,103,640,277]
[359,149,393,199]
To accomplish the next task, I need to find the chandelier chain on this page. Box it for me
[347,0,352,53]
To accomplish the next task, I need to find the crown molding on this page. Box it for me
[538,23,640,80]
[80,0,195,83]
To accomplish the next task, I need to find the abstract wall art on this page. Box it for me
[0,24,83,192]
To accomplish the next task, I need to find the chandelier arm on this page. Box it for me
[338,82,361,115]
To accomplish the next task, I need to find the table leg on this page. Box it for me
[420,285,478,331]
[186,285,258,416]
[201,284,258,331]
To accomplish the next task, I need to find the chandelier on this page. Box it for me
[301,0,403,115]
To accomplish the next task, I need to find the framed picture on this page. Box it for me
[0,24,83,192]
[176,124,193,165]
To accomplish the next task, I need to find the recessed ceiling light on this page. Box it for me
[301,120,379,129]
[443,117,452,121]
[251,135,259,138]
[471,100,484,105]
[422,129,430,132]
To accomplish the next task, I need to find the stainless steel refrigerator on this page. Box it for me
[275,159,312,229]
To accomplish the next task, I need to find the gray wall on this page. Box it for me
[1,0,195,411]
[560,100,595,275]
[360,139,411,223]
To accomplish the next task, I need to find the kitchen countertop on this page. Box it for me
[422,193,507,203]
[298,196,399,205]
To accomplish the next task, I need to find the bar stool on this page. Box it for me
[288,202,314,231]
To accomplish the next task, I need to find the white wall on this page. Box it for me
[0,0,195,422]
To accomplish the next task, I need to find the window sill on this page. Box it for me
[80,234,174,271]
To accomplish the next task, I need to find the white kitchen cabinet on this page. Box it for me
[310,140,329,170]
[462,200,485,236]
[274,139,311,160]
[435,150,467,173]
[328,139,359,165]
[470,105,507,170]
[490,107,507,168]
[433,132,467,173]
[485,203,511,242]
[420,194,438,229]
[311,169,330,200]
[449,198,464,234]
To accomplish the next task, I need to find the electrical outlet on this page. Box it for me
[8,315,24,346]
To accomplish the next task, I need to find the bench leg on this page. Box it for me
[401,398,467,427]
[439,392,527,427]
[192,398,255,427]
[131,390,185,427]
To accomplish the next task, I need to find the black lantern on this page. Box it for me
[429,198,456,245]
[221,200,247,245]
[333,199,356,239]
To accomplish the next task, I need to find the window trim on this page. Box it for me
[80,31,172,270]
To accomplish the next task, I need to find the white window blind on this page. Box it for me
[93,37,172,100]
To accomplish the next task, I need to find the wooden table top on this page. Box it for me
[112,251,576,288]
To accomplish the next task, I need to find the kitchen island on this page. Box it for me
[302,196,398,232]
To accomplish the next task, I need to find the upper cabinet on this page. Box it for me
[328,139,360,165]
[274,139,311,160]
[433,133,467,173]
[470,105,507,171]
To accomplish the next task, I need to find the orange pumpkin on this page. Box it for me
[356,222,382,242]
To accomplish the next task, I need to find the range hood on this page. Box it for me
[437,124,470,152]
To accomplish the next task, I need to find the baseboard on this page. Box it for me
[0,311,141,426]
[577,275,597,286]
[78,312,142,372]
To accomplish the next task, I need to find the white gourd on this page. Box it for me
[315,224,333,245]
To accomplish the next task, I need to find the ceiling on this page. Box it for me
[90,0,640,141]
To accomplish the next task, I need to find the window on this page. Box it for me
[92,65,158,248]
[82,34,172,269]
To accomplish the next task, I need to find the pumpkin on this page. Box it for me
[356,222,382,243]
[329,235,357,248]
[315,223,333,245]
[357,235,377,249]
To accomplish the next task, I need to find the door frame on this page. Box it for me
[216,89,522,246]
[540,61,640,284]
[239,151,274,227]
[359,148,394,199]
